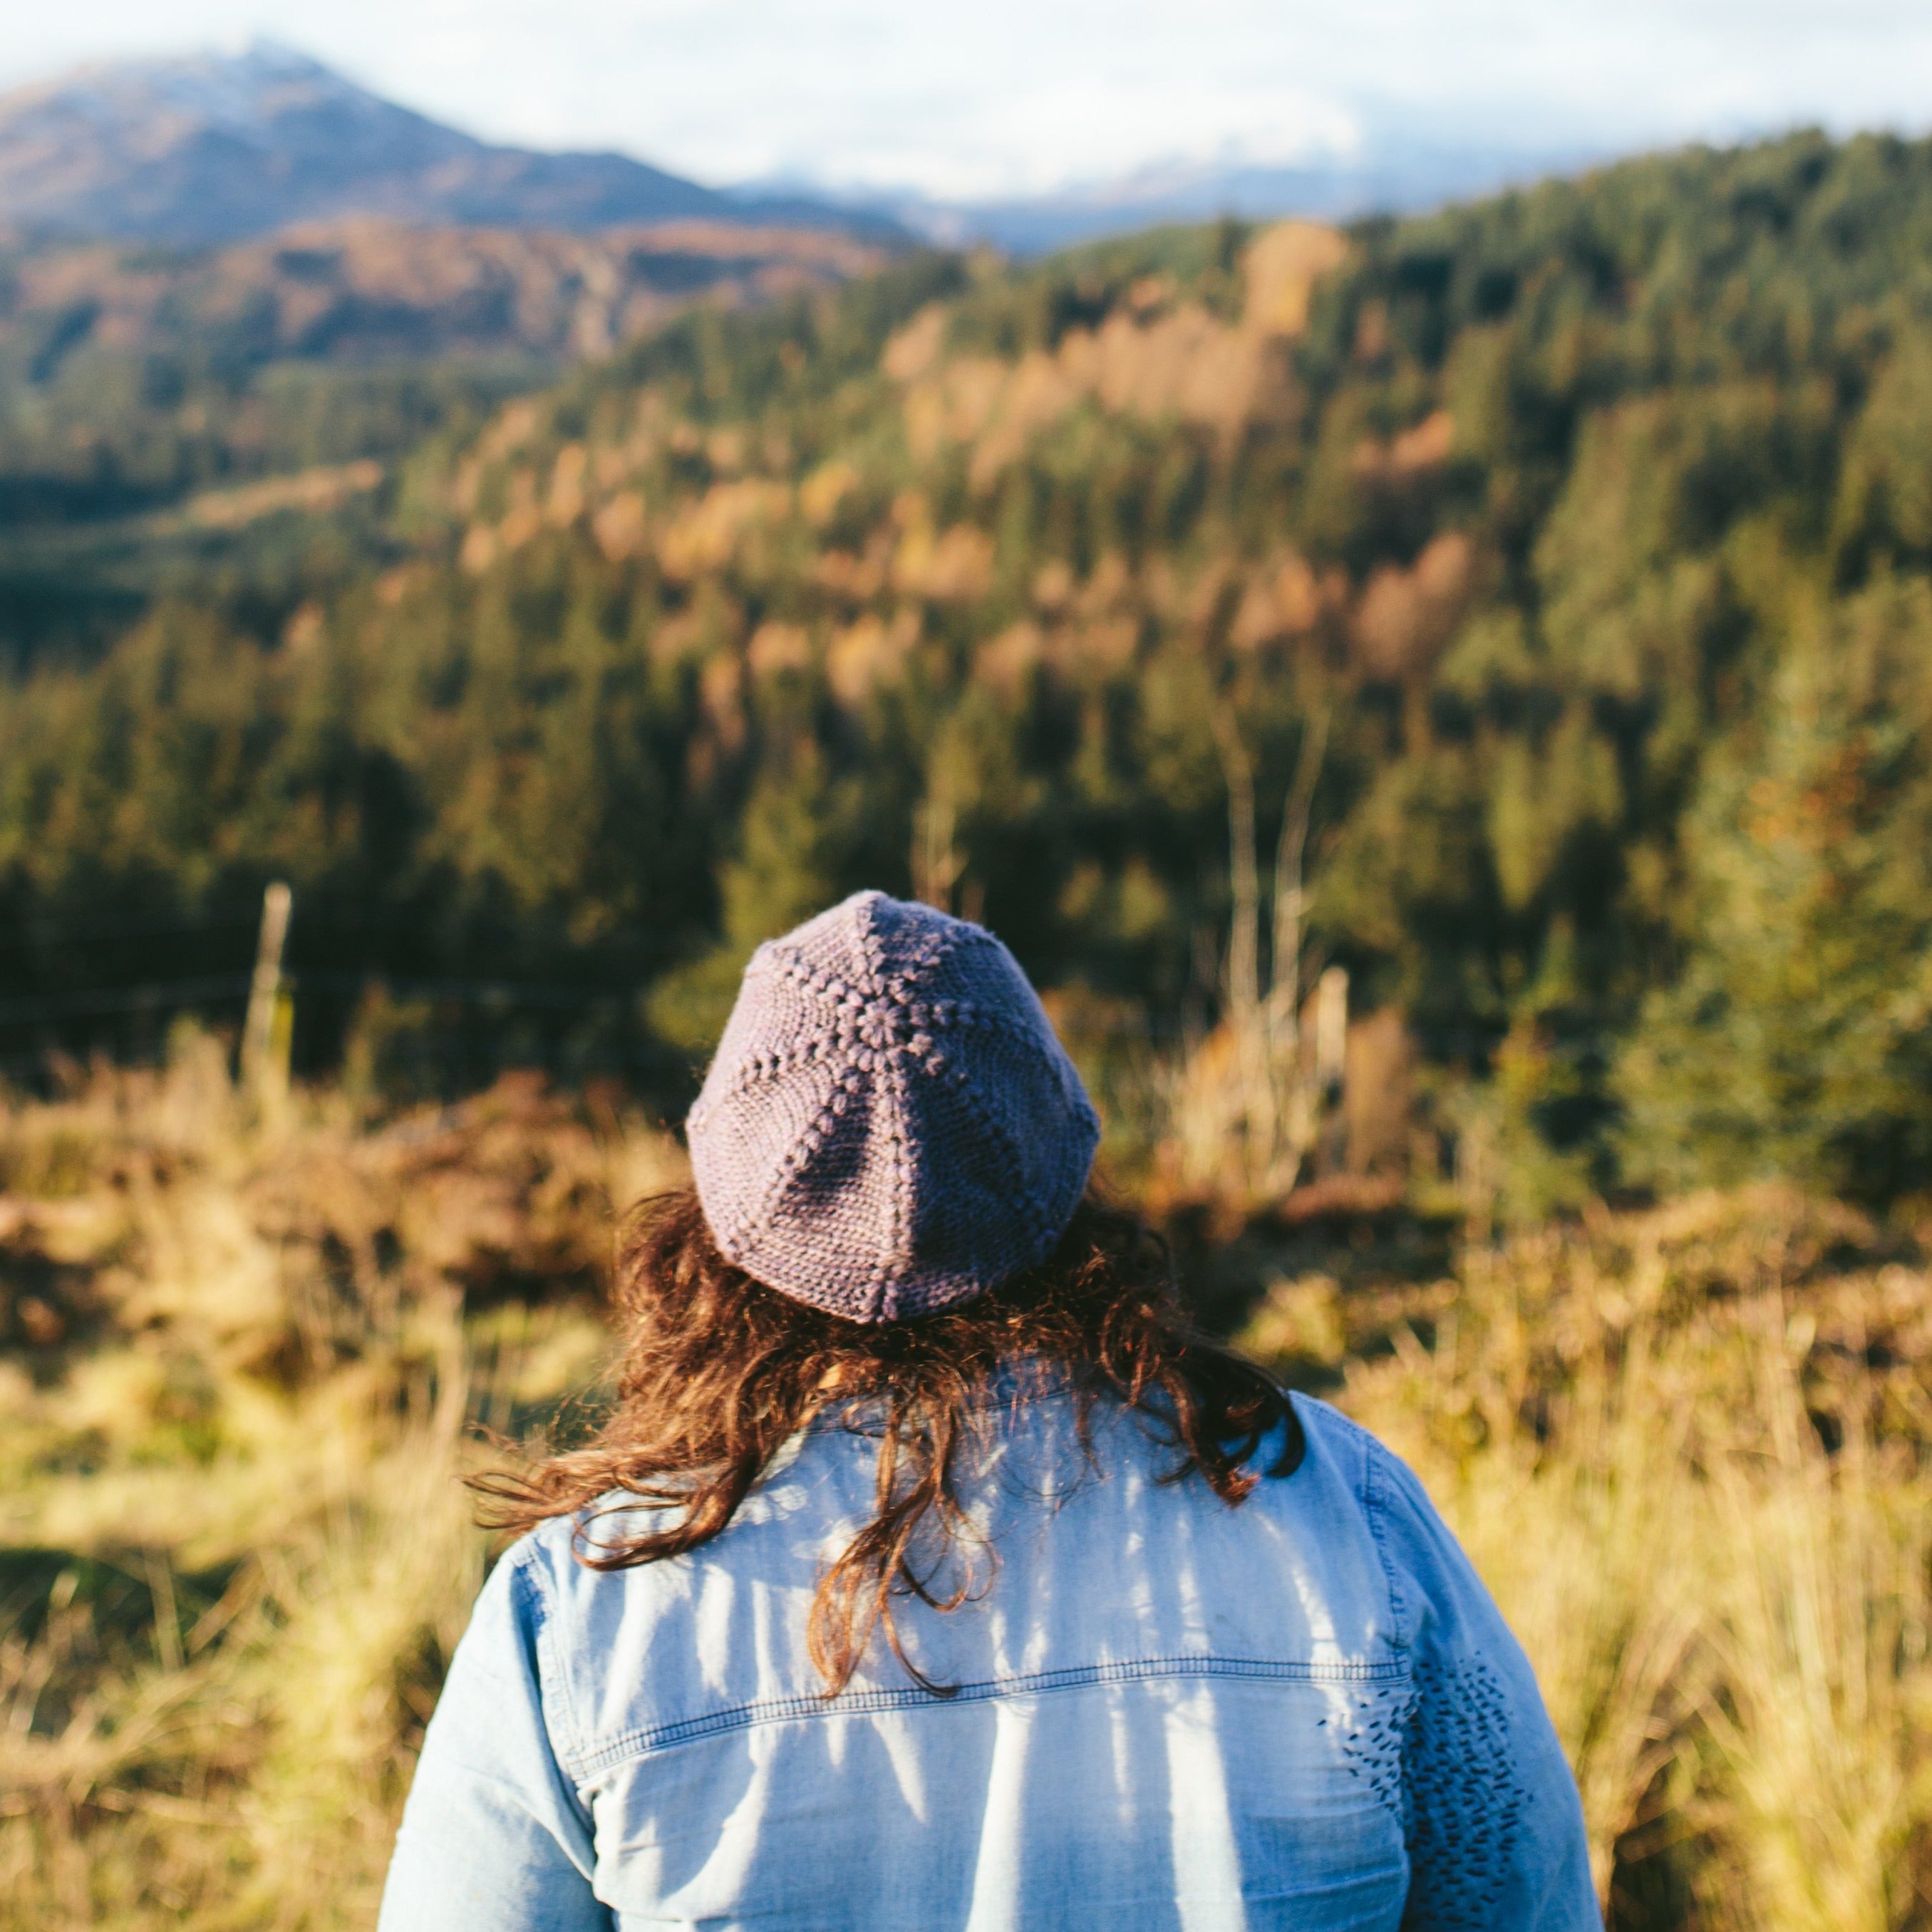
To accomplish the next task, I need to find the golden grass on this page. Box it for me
[1274,1192,1932,1926]
[0,1041,656,1931]
[2,1048,1929,1926]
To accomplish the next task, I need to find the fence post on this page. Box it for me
[1315,964,1348,1171]
[241,882,294,1112]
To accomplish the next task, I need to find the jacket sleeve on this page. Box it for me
[1362,1437,1602,1931]
[378,1543,611,1932]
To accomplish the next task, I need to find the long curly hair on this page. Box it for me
[475,1185,1301,1695]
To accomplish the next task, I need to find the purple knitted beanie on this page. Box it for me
[686,891,1100,1323]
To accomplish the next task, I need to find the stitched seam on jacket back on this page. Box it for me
[572,1653,1412,1780]
[1357,1431,1412,1653]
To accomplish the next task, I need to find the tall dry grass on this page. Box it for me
[3,1045,1931,1926]
[1246,1192,1932,1926]
[0,1038,673,1930]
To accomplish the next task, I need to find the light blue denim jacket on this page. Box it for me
[380,1392,1598,1930]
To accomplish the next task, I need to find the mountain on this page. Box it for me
[0,48,898,665]
[0,42,887,245]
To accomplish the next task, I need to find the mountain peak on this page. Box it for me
[0,43,879,246]
[1,40,376,140]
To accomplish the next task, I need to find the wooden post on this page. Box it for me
[242,882,293,1110]
[1314,964,1348,1173]
[1314,964,1348,1102]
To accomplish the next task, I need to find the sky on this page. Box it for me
[4,1,1932,202]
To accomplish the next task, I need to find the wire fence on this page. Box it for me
[0,894,1624,1094]
[0,889,683,1093]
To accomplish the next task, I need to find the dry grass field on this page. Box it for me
[1,1042,1928,1928]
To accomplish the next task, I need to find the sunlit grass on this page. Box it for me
[1289,1192,1932,1926]
[3,1050,1929,1926]
[0,1043,631,1931]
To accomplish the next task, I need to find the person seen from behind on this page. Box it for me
[380,890,1598,1929]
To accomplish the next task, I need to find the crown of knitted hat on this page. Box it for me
[686,891,1100,1323]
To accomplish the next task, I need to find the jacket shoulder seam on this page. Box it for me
[1345,1423,1413,1653]
[507,1541,590,1789]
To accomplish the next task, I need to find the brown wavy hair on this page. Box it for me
[476,1185,1301,1695]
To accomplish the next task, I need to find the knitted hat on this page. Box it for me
[686,891,1100,1323]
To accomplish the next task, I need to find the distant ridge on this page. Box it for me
[894,141,1608,254]
[760,116,1613,256]
[0,41,894,245]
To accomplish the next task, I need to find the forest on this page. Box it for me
[7,127,1932,1206]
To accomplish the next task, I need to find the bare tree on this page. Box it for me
[1207,703,1338,1196]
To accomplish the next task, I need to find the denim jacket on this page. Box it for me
[380,1393,1598,1930]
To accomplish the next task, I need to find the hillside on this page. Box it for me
[0,217,883,376]
[6,130,1932,1204]
[0,212,885,664]
[0,43,880,244]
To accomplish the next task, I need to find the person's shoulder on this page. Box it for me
[1236,1392,1397,1549]
[1271,1397,1477,1620]
[485,1499,668,1619]
[1284,1394,1440,1519]
[1274,1389,1382,1496]
[1284,1389,1372,1456]
[502,1512,586,1560]
[466,1514,582,1648]
[1285,1400,1519,1662]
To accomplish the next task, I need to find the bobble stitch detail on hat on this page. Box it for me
[686,891,1098,1323]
